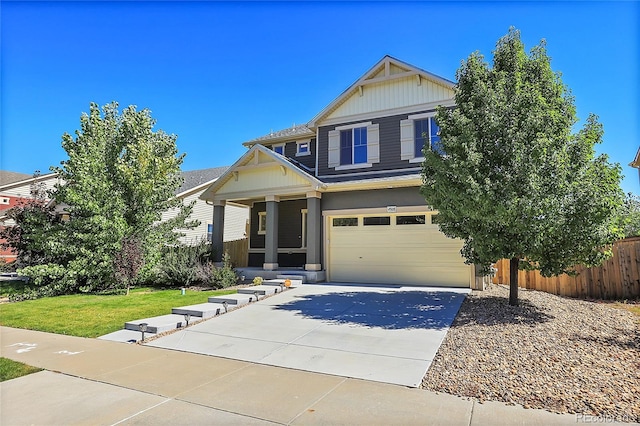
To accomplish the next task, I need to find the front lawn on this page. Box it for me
[0,287,235,338]
[0,357,42,382]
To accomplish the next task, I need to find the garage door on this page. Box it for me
[328,213,471,287]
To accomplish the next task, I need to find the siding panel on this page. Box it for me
[318,110,437,177]
[325,76,453,121]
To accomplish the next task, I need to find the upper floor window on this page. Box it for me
[273,144,285,155]
[328,122,380,170]
[340,127,368,165]
[401,114,443,161]
[296,140,310,156]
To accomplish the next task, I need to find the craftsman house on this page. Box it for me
[202,56,477,287]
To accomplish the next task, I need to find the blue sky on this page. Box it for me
[1,1,638,194]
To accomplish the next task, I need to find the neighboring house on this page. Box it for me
[0,168,249,262]
[162,167,249,245]
[201,55,477,288]
[0,172,62,262]
[631,146,640,184]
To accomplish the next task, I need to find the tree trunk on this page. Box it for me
[509,257,519,306]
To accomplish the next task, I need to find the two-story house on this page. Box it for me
[202,56,476,288]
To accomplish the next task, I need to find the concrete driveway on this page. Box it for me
[148,283,469,387]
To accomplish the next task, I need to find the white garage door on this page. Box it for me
[328,213,471,287]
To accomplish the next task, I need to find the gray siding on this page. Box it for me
[266,138,316,171]
[249,199,307,249]
[322,187,427,211]
[317,109,436,177]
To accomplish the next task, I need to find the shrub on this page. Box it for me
[154,240,214,287]
[212,252,238,288]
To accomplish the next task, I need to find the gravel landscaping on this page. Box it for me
[422,284,640,423]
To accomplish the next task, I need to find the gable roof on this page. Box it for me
[308,55,455,127]
[200,144,324,202]
[0,172,59,192]
[0,171,34,186]
[177,166,229,195]
[631,146,640,168]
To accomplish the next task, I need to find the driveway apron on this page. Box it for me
[148,283,469,387]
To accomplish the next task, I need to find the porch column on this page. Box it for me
[263,195,279,270]
[212,200,226,263]
[305,191,322,271]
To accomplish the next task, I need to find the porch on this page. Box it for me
[235,267,326,284]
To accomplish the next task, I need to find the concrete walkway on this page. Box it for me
[1,326,582,425]
[148,284,470,387]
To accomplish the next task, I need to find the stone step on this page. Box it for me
[172,303,223,319]
[124,314,188,334]
[237,285,280,297]
[208,293,256,306]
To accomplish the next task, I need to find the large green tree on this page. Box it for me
[421,28,624,305]
[19,102,196,294]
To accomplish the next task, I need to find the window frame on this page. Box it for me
[273,144,285,155]
[402,112,442,162]
[257,211,267,235]
[296,140,310,156]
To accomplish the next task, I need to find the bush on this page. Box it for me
[153,240,214,288]
[212,252,238,288]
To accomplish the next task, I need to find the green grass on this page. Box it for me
[0,357,42,382]
[0,287,236,337]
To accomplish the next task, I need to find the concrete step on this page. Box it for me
[172,303,223,319]
[277,274,305,284]
[208,293,256,306]
[237,285,280,297]
[263,278,302,288]
[124,314,187,334]
[98,329,153,343]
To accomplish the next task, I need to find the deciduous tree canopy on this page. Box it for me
[421,28,624,305]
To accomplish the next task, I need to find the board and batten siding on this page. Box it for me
[317,110,435,177]
[324,76,453,123]
[162,191,248,245]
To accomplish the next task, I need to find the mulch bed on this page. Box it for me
[422,284,640,423]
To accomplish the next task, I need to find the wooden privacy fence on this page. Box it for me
[492,237,640,299]
[223,238,248,268]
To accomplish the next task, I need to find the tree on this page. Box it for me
[421,28,624,305]
[18,102,196,294]
[0,173,61,269]
[616,193,640,238]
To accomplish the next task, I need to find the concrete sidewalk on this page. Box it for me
[0,326,582,425]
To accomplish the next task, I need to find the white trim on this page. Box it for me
[317,166,421,179]
[323,206,434,217]
[296,139,311,156]
[409,157,424,163]
[315,100,455,128]
[273,143,285,155]
[408,111,437,120]
[257,211,266,235]
[335,121,372,131]
[335,163,373,171]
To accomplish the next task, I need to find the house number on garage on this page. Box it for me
[386,206,397,213]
